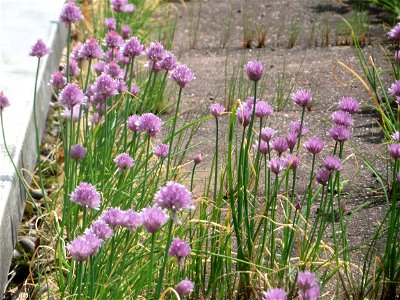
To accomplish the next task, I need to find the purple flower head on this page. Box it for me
[210,103,225,117]
[62,106,81,122]
[101,207,125,227]
[66,233,102,262]
[255,101,273,118]
[146,41,165,61]
[138,113,162,137]
[141,207,169,233]
[59,83,84,110]
[391,131,400,141]
[29,39,51,58]
[90,112,100,125]
[122,3,135,13]
[262,288,287,300]
[114,153,134,172]
[63,59,80,78]
[71,43,84,62]
[104,30,123,49]
[268,158,284,175]
[194,153,202,165]
[169,238,191,267]
[93,73,118,101]
[283,154,300,170]
[236,104,252,127]
[154,143,169,159]
[290,120,308,136]
[315,168,330,185]
[389,143,400,159]
[104,49,122,63]
[111,0,135,12]
[127,114,141,132]
[389,80,400,104]
[70,144,87,160]
[261,127,277,142]
[254,140,270,155]
[304,136,324,155]
[116,78,127,93]
[292,89,312,107]
[159,51,177,71]
[175,279,194,297]
[105,18,116,31]
[329,125,351,142]
[149,61,163,73]
[244,60,264,82]
[80,38,103,59]
[60,2,83,24]
[298,271,320,300]
[323,155,342,171]
[70,182,101,209]
[130,85,140,97]
[338,97,360,114]
[88,220,114,240]
[122,36,144,58]
[121,25,131,39]
[331,111,353,127]
[93,61,105,75]
[105,61,123,79]
[119,209,142,232]
[388,23,400,41]
[395,50,400,62]
[0,91,10,111]
[170,64,195,88]
[286,132,298,150]
[155,182,194,213]
[50,71,66,90]
[271,138,289,156]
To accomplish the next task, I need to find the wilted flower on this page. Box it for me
[141,207,169,233]
[138,113,162,137]
[66,233,102,262]
[155,182,194,213]
[175,279,195,297]
[122,37,144,58]
[121,25,131,39]
[127,114,141,132]
[146,42,165,61]
[255,101,273,118]
[70,144,87,160]
[70,182,101,209]
[244,60,264,81]
[389,143,400,159]
[169,238,191,267]
[0,91,11,111]
[292,89,312,107]
[59,83,84,109]
[271,138,289,156]
[338,97,360,114]
[29,39,51,58]
[60,2,83,25]
[50,71,66,90]
[388,23,400,41]
[87,220,114,240]
[331,111,353,127]
[261,127,276,142]
[261,288,287,300]
[329,125,351,142]
[323,156,342,171]
[104,18,116,31]
[210,103,225,117]
[114,153,134,172]
[315,168,330,185]
[268,158,284,175]
[80,38,103,59]
[154,143,169,159]
[170,64,195,88]
[194,153,202,165]
[304,136,324,154]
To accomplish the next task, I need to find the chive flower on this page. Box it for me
[111,0,135,13]
[92,73,118,101]
[146,41,165,62]
[70,182,101,209]
[271,138,288,157]
[329,125,351,142]
[159,51,177,71]
[304,136,324,155]
[104,31,123,49]
[154,182,194,213]
[104,18,116,31]
[71,43,84,62]
[210,103,225,117]
[63,59,80,78]
[194,153,202,165]
[389,80,400,104]
[244,60,264,81]
[297,271,320,300]
[391,131,400,141]
[119,209,142,232]
[154,143,169,159]
[122,37,144,58]
[323,156,342,171]
[254,140,270,155]
[80,38,103,59]
[114,153,134,172]
[87,220,114,240]
[93,61,105,75]
[62,106,81,122]
[116,78,127,93]
[255,101,273,118]
[170,64,195,88]
[338,96,360,114]
[175,279,195,297]
[29,39,51,58]
[60,2,83,25]
[286,132,297,150]
[121,25,131,39]
[141,207,169,233]
[331,111,353,127]
[236,104,252,127]
[292,89,312,107]
[268,158,284,175]
[261,127,276,142]
[389,143,400,159]
[59,83,84,110]
[283,154,300,170]
[388,23,400,41]
[66,233,102,262]
[0,91,10,111]
[127,114,141,132]
[290,120,308,136]
[100,207,126,227]
[169,238,191,267]
[130,85,140,97]
[315,168,330,185]
[104,49,122,63]
[70,144,87,160]
[261,288,287,300]
[138,113,162,137]
[50,71,66,90]
[395,50,400,62]
[105,61,123,79]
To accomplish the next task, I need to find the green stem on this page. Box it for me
[146,233,156,300]
[141,135,151,202]
[66,25,71,83]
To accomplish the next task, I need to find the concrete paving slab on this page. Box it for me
[0,0,67,296]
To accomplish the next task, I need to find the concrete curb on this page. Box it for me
[0,0,67,296]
